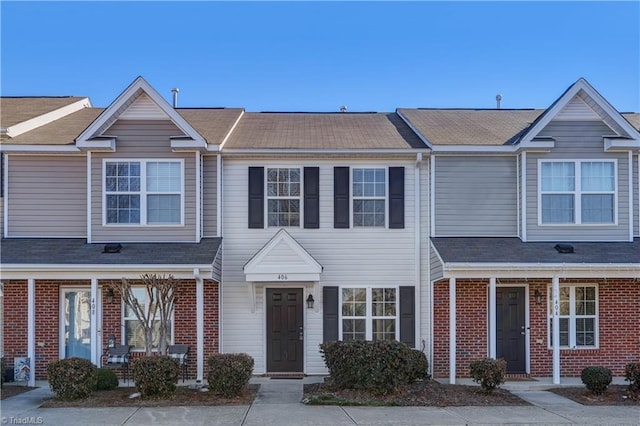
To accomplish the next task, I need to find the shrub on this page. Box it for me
[207,353,254,397]
[95,368,119,391]
[132,356,179,398]
[469,358,506,393]
[581,366,612,395]
[47,357,98,400]
[320,340,429,396]
[624,362,640,395]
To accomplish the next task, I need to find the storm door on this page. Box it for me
[60,289,92,360]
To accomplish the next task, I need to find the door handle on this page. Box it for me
[299,326,304,341]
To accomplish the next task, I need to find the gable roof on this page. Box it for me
[223,112,427,151]
[1,96,91,139]
[243,229,323,282]
[76,76,207,150]
[397,108,544,146]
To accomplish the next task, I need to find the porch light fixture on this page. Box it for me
[306,294,315,309]
[534,290,543,304]
[106,288,115,304]
[108,334,116,348]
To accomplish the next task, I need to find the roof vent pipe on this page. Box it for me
[171,88,179,108]
[496,94,502,109]
[340,105,347,113]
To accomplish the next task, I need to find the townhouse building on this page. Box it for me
[1,77,638,386]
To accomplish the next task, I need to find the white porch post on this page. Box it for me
[195,269,204,383]
[552,276,560,384]
[449,278,456,384]
[488,277,497,359]
[27,278,35,387]
[90,278,99,366]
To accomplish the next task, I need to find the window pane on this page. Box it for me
[582,194,614,223]
[372,319,395,341]
[541,162,574,191]
[147,194,180,224]
[582,162,614,191]
[542,194,574,223]
[106,195,140,224]
[147,162,181,192]
[125,320,169,350]
[342,319,366,341]
[576,318,595,346]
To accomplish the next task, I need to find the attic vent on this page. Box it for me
[554,244,574,254]
[103,243,122,254]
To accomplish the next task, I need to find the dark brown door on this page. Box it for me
[266,288,303,372]
[496,287,526,373]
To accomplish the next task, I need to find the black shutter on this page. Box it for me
[333,167,350,228]
[399,286,415,347]
[323,286,339,342]
[248,167,264,228]
[304,167,320,229]
[388,167,405,229]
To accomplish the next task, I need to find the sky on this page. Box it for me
[1,1,639,112]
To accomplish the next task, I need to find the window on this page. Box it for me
[548,285,597,348]
[123,287,172,351]
[540,160,615,224]
[340,287,397,341]
[267,168,300,227]
[105,160,182,225]
[353,168,385,227]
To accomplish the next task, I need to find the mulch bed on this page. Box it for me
[303,380,529,407]
[549,385,639,406]
[41,384,259,408]
[1,385,39,400]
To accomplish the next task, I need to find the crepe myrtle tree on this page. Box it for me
[110,274,180,356]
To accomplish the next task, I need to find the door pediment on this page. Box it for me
[243,229,323,282]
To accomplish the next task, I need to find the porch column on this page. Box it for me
[449,278,456,384]
[90,278,99,366]
[27,278,35,387]
[195,269,204,383]
[488,277,497,359]
[552,276,560,384]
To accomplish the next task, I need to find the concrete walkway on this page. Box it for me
[1,378,638,425]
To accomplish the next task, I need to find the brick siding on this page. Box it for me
[433,278,640,378]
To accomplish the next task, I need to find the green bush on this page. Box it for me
[320,340,429,396]
[207,353,254,397]
[581,366,612,395]
[47,357,98,400]
[624,363,640,395]
[132,356,179,398]
[95,368,119,391]
[469,358,506,393]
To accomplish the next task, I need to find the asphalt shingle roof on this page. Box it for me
[1,108,103,145]
[177,108,244,145]
[0,238,222,265]
[397,109,545,146]
[431,237,640,265]
[223,112,427,150]
[0,97,88,128]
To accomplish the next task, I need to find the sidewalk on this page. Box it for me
[1,377,638,425]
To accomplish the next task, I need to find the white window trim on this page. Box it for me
[102,158,185,227]
[547,284,599,350]
[350,166,389,229]
[264,166,303,228]
[121,287,175,352]
[338,285,399,341]
[537,159,618,226]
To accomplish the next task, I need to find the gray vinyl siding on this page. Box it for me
[90,120,198,242]
[526,120,630,241]
[434,156,517,236]
[430,242,443,282]
[202,155,218,237]
[7,155,86,237]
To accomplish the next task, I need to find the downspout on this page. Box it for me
[414,153,423,349]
